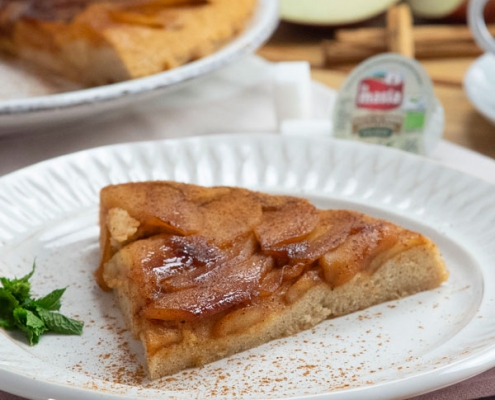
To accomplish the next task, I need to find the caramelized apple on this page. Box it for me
[213,305,269,337]
[99,182,264,261]
[264,210,361,262]
[284,270,322,304]
[101,182,427,327]
[101,181,206,237]
[199,190,263,246]
[163,233,259,292]
[320,223,399,287]
[259,268,283,296]
[142,255,272,321]
[255,198,319,249]
[121,234,225,298]
[142,323,183,356]
[282,262,306,280]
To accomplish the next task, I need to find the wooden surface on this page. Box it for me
[258,22,495,159]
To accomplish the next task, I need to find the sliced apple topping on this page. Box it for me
[255,197,319,249]
[142,254,271,321]
[320,223,400,287]
[264,210,361,262]
[142,323,183,356]
[108,206,407,325]
[101,183,426,331]
[285,270,322,304]
[213,305,269,337]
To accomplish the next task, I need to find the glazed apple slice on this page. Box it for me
[142,254,273,321]
[255,197,319,249]
[263,210,363,262]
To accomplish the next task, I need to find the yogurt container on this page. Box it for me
[332,53,442,155]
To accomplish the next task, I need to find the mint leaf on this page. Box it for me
[19,263,36,282]
[13,307,47,345]
[0,262,83,345]
[0,263,35,303]
[0,318,15,330]
[0,276,31,302]
[36,308,83,335]
[33,288,66,311]
[0,289,19,330]
[0,288,19,315]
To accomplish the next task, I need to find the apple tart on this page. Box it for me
[96,181,448,379]
[0,0,257,86]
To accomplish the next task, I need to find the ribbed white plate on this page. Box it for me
[0,134,495,400]
[0,0,278,136]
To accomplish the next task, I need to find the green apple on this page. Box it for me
[407,0,495,21]
[280,0,400,25]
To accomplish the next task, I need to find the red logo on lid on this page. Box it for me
[356,74,404,110]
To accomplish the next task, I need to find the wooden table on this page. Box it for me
[258,22,495,160]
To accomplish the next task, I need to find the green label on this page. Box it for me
[404,111,426,130]
[358,127,393,138]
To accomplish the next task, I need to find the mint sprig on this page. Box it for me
[0,262,83,345]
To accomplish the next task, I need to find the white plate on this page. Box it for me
[0,0,279,136]
[1,134,495,400]
[464,53,495,125]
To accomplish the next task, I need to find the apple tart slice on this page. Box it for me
[96,181,448,379]
[0,0,257,86]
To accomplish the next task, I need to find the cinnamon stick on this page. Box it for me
[415,41,483,58]
[335,24,495,50]
[387,3,415,57]
[322,39,483,66]
[324,20,489,67]
[322,41,380,66]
